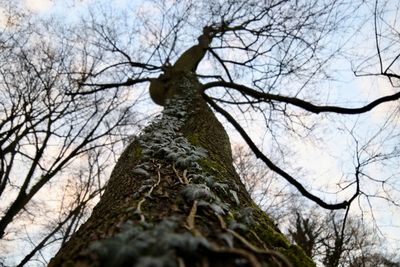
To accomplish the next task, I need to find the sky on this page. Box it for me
[24,0,52,12]
[1,0,399,265]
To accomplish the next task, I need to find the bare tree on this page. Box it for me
[233,145,296,223]
[43,0,400,266]
[0,3,148,265]
[233,144,399,266]
[1,0,400,265]
[285,209,399,267]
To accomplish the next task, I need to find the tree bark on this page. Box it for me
[49,71,314,267]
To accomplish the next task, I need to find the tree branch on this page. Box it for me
[203,93,350,210]
[202,81,400,114]
[70,78,151,96]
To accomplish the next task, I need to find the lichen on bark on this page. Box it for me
[49,72,314,267]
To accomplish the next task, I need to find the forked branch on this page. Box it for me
[203,94,360,210]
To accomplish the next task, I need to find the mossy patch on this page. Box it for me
[249,213,290,249]
[186,133,200,146]
[278,245,315,267]
[198,158,226,177]
[134,145,142,160]
[246,207,315,266]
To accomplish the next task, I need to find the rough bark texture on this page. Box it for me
[49,72,314,267]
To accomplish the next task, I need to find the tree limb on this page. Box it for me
[202,81,400,114]
[203,93,351,210]
[70,78,151,96]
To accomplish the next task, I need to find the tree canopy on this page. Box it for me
[0,0,399,265]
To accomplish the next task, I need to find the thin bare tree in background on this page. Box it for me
[0,3,148,265]
[234,145,399,266]
[0,0,399,265]
[288,209,399,267]
[233,132,400,266]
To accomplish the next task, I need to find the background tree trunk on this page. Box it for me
[49,72,313,267]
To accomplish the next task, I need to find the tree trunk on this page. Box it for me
[49,71,314,267]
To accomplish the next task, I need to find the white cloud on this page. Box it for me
[24,0,53,12]
[356,75,399,123]
[0,8,7,27]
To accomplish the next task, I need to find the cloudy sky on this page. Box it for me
[1,0,399,265]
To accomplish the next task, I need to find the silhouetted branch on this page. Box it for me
[202,81,400,114]
[71,78,151,96]
[204,94,356,210]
